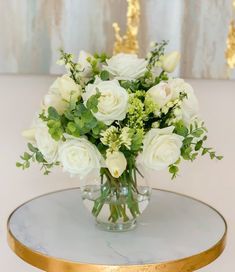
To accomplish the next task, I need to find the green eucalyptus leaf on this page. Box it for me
[183,137,193,145]
[169,165,178,174]
[64,111,74,121]
[27,143,38,153]
[174,121,188,137]
[86,91,101,113]
[48,107,60,120]
[74,117,84,128]
[67,122,76,133]
[192,129,204,138]
[100,70,109,81]
[36,152,45,163]
[23,152,31,160]
[195,140,203,151]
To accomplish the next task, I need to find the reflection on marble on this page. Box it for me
[0,0,234,79]
[9,189,226,265]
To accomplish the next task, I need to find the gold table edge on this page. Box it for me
[7,188,228,272]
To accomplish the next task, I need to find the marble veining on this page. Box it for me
[8,189,226,265]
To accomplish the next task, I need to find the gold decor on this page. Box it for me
[113,0,140,55]
[225,0,235,69]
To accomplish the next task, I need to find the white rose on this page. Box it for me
[161,51,180,73]
[49,74,81,102]
[78,50,93,78]
[146,82,173,112]
[141,126,183,171]
[43,93,68,115]
[169,78,199,125]
[103,53,147,80]
[83,79,128,125]
[58,137,103,178]
[43,75,81,114]
[106,151,127,178]
[34,122,59,163]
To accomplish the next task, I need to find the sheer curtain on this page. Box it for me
[143,0,233,79]
[0,0,234,78]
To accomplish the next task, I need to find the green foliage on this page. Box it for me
[47,120,63,141]
[40,93,107,142]
[169,164,179,179]
[87,53,109,76]
[100,70,110,81]
[86,53,109,77]
[127,92,149,129]
[86,90,101,113]
[147,41,168,70]
[58,49,81,84]
[174,120,188,137]
[39,110,47,122]
[120,80,141,92]
[154,70,169,85]
[157,92,187,128]
[18,44,223,182]
[86,57,100,75]
[16,143,59,175]
[42,107,64,141]
[130,129,144,152]
[48,107,60,120]
[65,103,98,136]
[93,52,109,63]
[92,121,107,138]
[175,120,223,163]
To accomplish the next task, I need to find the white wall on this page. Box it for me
[0,75,234,271]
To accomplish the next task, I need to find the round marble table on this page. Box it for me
[7,188,227,272]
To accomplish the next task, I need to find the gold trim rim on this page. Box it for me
[7,188,227,272]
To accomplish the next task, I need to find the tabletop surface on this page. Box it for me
[8,188,226,268]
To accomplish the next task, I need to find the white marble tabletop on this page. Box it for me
[7,188,226,271]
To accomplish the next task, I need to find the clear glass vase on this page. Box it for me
[81,165,151,232]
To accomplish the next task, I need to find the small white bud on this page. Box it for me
[106,151,127,178]
[22,128,36,143]
[161,51,180,73]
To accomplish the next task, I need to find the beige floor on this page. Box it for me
[0,75,234,271]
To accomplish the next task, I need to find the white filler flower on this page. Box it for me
[58,137,103,178]
[83,79,128,125]
[141,126,183,171]
[103,53,147,81]
[169,78,199,125]
[43,74,81,114]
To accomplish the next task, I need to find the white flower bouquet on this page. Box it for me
[17,42,222,231]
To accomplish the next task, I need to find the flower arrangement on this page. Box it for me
[17,41,222,230]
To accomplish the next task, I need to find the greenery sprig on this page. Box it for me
[58,49,81,84]
[16,143,59,175]
[147,40,168,70]
[169,120,223,179]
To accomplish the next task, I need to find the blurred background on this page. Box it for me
[0,0,235,79]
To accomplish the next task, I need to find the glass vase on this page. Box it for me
[80,165,151,232]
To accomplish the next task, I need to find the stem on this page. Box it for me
[91,167,142,223]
